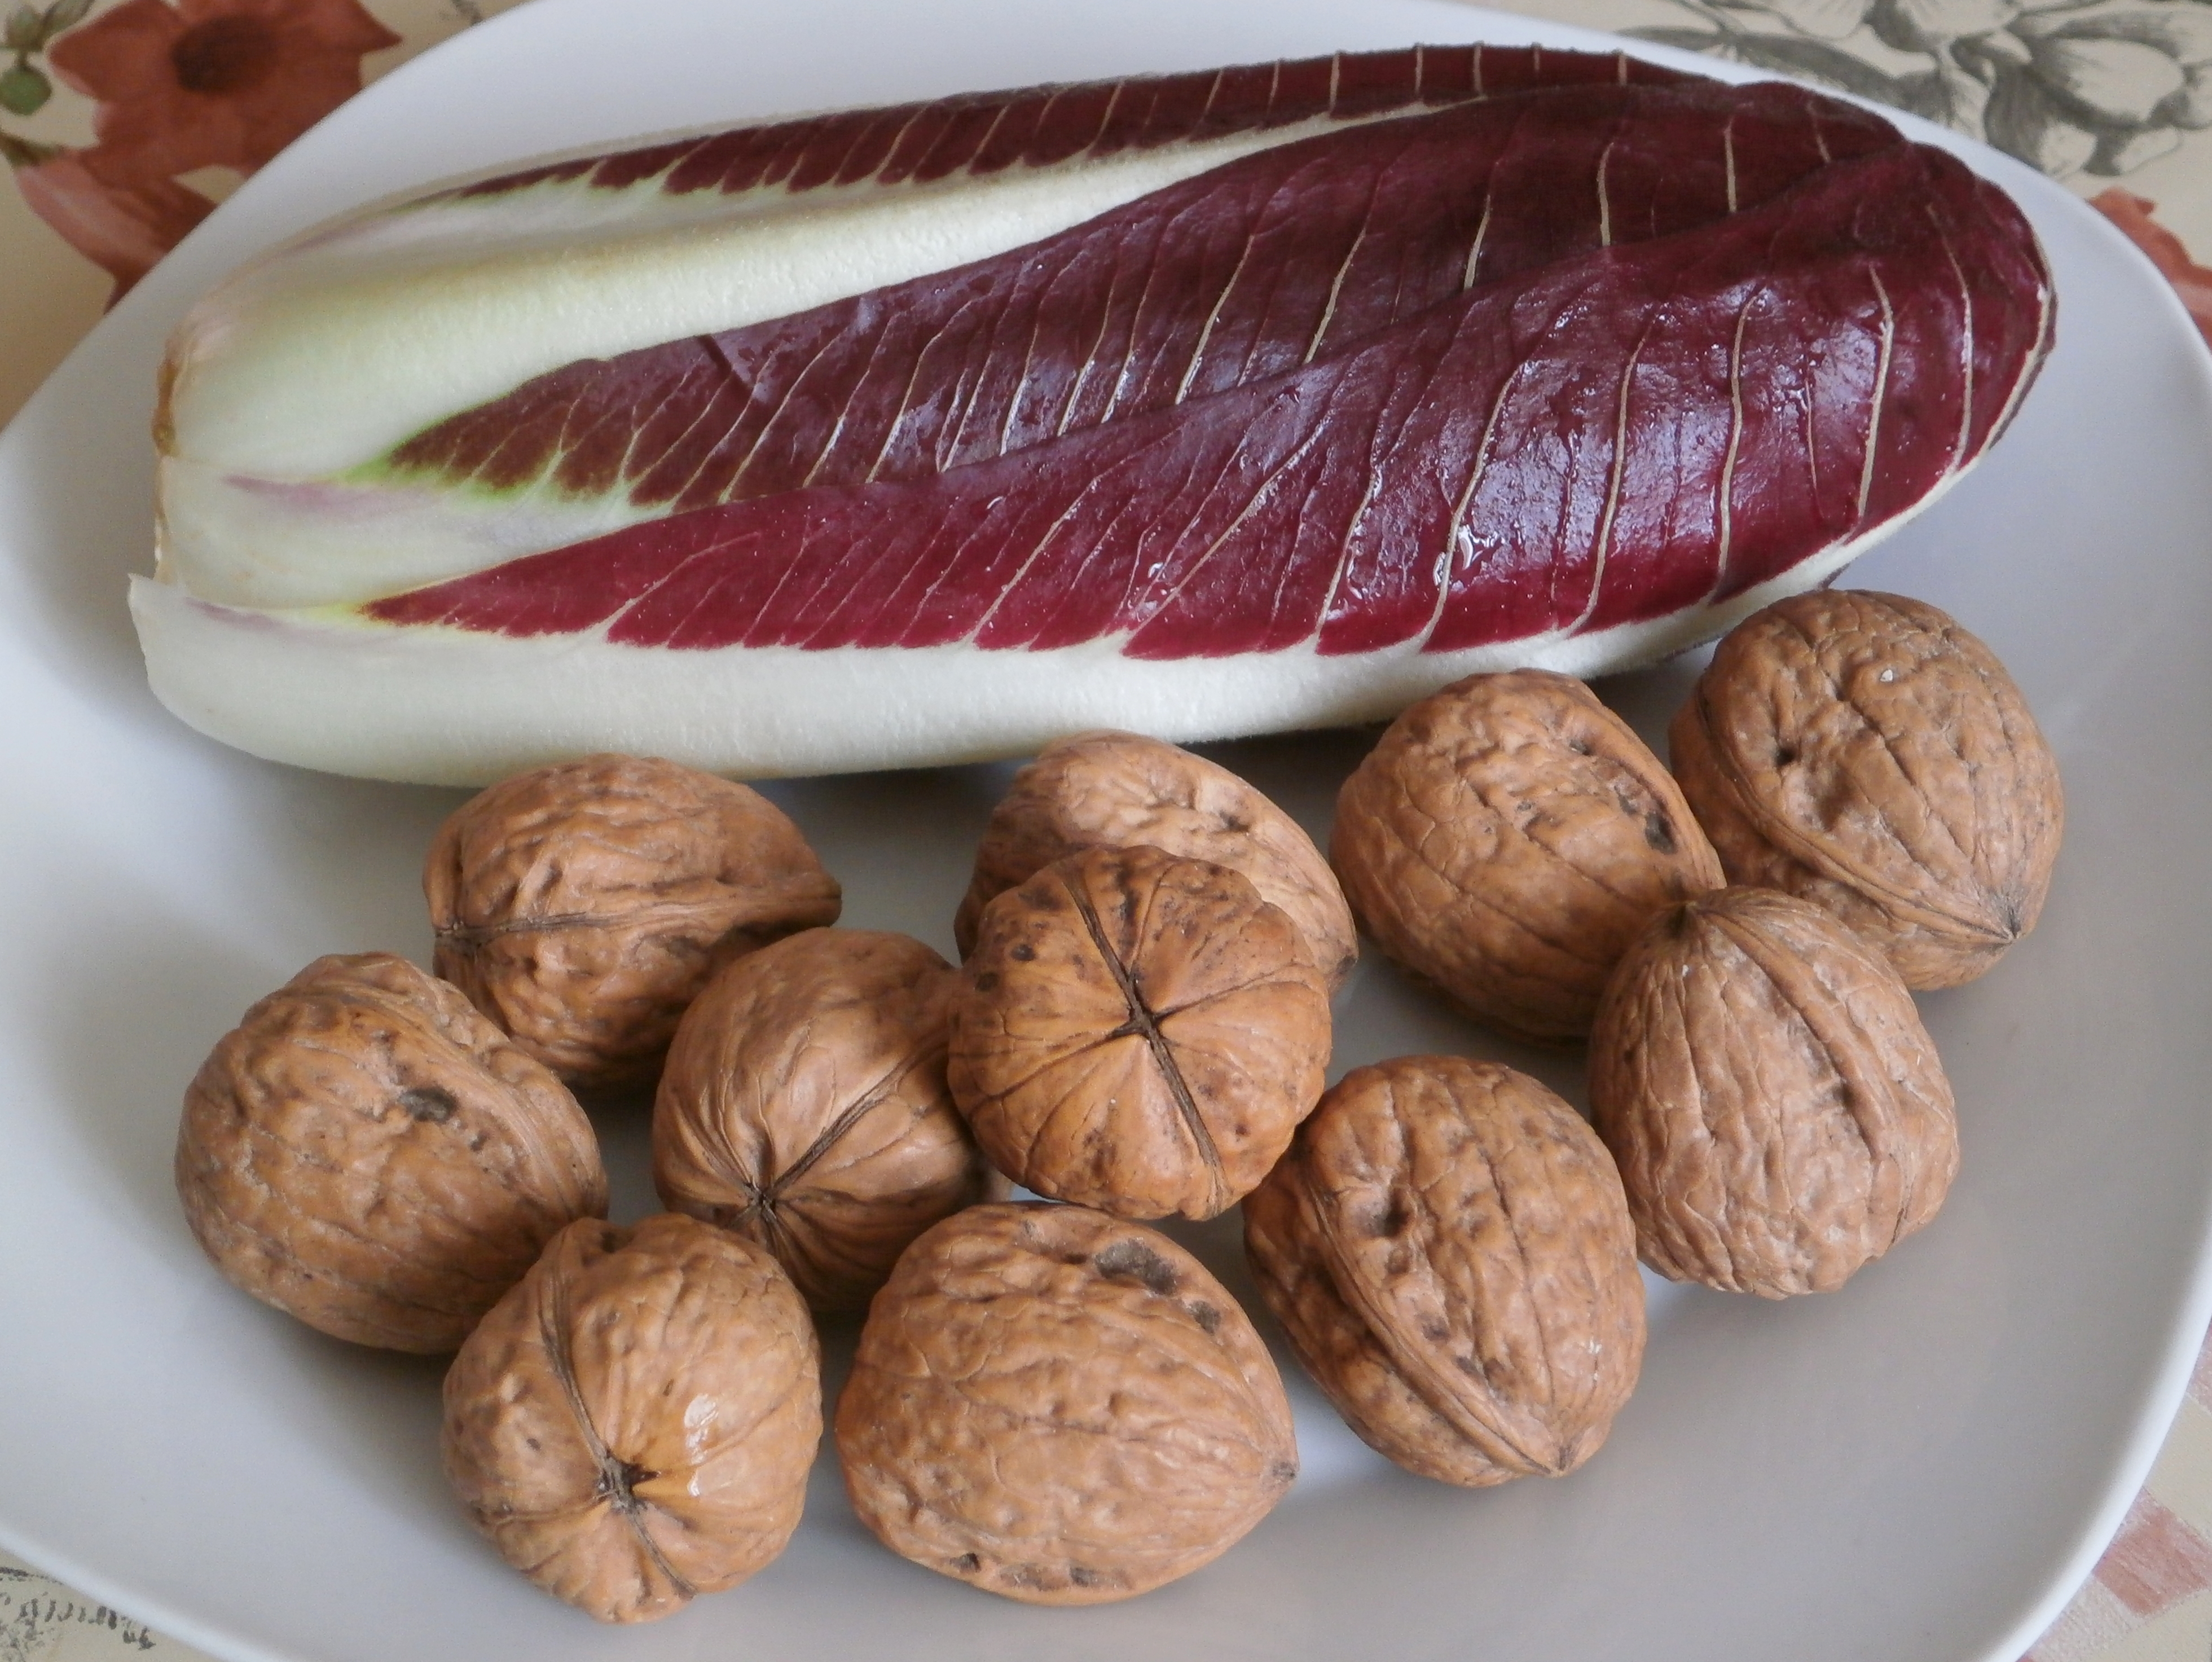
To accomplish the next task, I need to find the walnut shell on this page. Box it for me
[947,845,1331,1220]
[835,1202,1296,1604]
[652,928,990,1313]
[174,953,608,1353]
[1331,670,1724,1043]
[1670,590,2063,989]
[953,730,1358,990]
[425,754,842,1089]
[1588,887,1959,1297]
[1244,1057,1643,1487]
[442,1213,821,1624]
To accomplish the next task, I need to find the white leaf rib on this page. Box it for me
[795,318,908,491]
[1125,415,1334,634]
[1597,139,1617,248]
[731,326,846,477]
[962,471,1122,642]
[1934,210,1974,477]
[1199,67,1227,120]
[1463,188,1494,291]
[1415,356,1524,650]
[1857,267,1897,522]
[661,336,766,500]
[940,289,1026,465]
[1094,80,1126,154]
[1704,289,1757,604]
[882,487,1026,640]
[604,531,740,643]
[993,291,1054,458]
[1312,465,1389,641]
[861,338,935,483]
[1312,340,1448,637]
[968,100,1014,176]
[1569,322,1651,635]
[642,372,754,509]
[1303,197,1375,364]
[1981,261,2052,446]
[1177,228,1261,403]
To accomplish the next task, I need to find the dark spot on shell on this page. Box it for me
[1093,1238,1181,1297]
[1643,811,1678,855]
[1270,1460,1298,1485]
[1422,1317,1450,1342]
[397,1086,458,1124]
[950,1553,981,1575]
[1009,943,1036,963]
[1568,738,1593,756]
[973,971,1000,992]
[1776,746,1798,767]
[595,1457,656,1514]
[1364,1198,1409,1238]
[1219,813,1251,834]
[1186,1300,1223,1335]
[1454,1355,1484,1378]
[1068,1566,1103,1588]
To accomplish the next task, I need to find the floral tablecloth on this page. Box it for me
[3,1,2210,1659]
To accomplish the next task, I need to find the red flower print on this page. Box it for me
[13,148,214,299]
[46,0,399,186]
[2092,190,2212,352]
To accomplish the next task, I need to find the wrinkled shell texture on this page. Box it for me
[652,928,988,1313]
[1670,590,2063,990]
[425,753,842,1087]
[953,729,1358,989]
[1332,670,1723,1043]
[1244,1057,1644,1487]
[1589,887,1958,1298]
[948,845,1330,1220]
[442,1213,821,1624]
[836,1202,1296,1604]
[175,952,607,1353]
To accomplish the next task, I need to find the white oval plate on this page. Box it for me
[3,2,2210,1659]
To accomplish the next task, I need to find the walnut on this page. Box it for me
[425,754,841,1088]
[947,845,1330,1220]
[652,928,991,1313]
[1669,590,2063,988]
[1587,887,1958,1297]
[953,730,1357,990]
[835,1202,1295,1604]
[1244,1057,1643,1487]
[442,1213,820,1624]
[174,952,607,1353]
[1331,670,1723,1043]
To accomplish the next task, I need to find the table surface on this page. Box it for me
[3,2,2209,1659]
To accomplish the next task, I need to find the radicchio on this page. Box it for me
[135,46,2054,785]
